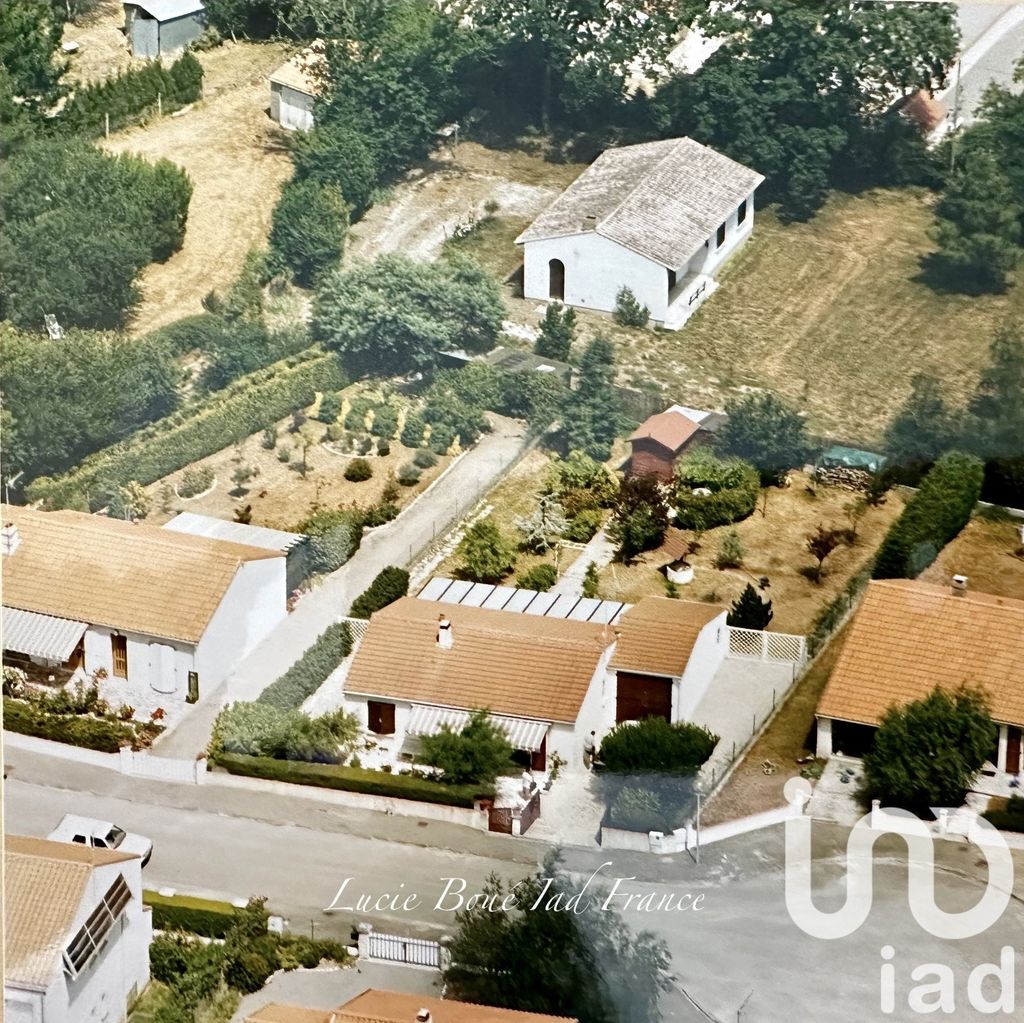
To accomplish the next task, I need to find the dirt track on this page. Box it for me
[101,41,294,334]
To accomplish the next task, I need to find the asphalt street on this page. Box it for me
[7,764,1023,1023]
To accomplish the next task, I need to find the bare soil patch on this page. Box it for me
[597,471,905,635]
[919,514,1024,600]
[346,141,580,265]
[61,1,138,85]
[101,41,294,334]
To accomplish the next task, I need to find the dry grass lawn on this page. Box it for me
[101,40,294,334]
[919,514,1024,600]
[597,471,905,635]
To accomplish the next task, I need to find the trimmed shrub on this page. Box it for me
[565,508,603,542]
[397,463,422,486]
[214,754,491,806]
[599,717,719,775]
[516,563,557,592]
[344,397,375,431]
[983,796,1024,833]
[269,178,347,288]
[349,566,410,619]
[143,892,237,939]
[2,698,142,752]
[361,503,399,527]
[301,509,363,573]
[400,412,426,448]
[326,423,344,442]
[673,450,760,530]
[344,458,373,482]
[413,448,437,469]
[178,465,214,498]
[317,391,343,423]
[257,622,353,710]
[377,438,390,456]
[427,422,456,455]
[211,702,359,763]
[872,451,985,579]
[370,403,399,438]
[27,351,347,510]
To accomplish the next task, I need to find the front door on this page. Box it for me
[531,734,547,772]
[1007,726,1022,774]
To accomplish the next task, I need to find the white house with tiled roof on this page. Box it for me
[816,578,1024,775]
[1,506,286,705]
[342,592,728,773]
[4,835,152,1023]
[516,137,764,329]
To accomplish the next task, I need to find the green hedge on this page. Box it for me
[673,450,760,530]
[61,53,204,137]
[214,753,490,807]
[872,451,985,579]
[258,622,353,710]
[27,349,347,510]
[144,891,238,938]
[2,698,138,752]
[348,566,409,619]
[983,796,1024,833]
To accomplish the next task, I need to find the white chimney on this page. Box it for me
[951,574,968,597]
[1,522,21,556]
[436,615,453,650]
[415,1010,433,1023]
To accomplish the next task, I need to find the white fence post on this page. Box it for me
[358,922,373,959]
[119,746,134,775]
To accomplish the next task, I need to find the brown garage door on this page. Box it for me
[616,672,672,723]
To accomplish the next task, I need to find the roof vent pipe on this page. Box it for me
[437,614,453,649]
[951,574,968,597]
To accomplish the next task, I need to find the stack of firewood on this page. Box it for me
[815,465,872,491]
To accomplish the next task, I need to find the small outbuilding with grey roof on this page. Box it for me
[123,0,206,59]
[516,137,764,329]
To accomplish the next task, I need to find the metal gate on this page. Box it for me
[366,931,441,968]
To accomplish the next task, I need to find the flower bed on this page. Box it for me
[2,696,161,752]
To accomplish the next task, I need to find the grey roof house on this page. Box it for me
[516,137,764,330]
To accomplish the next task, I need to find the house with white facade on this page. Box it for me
[269,44,326,131]
[516,137,764,329]
[4,835,152,1023]
[0,506,286,705]
[816,578,1024,776]
[341,585,728,773]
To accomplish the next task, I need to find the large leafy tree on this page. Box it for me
[0,0,65,111]
[929,149,1022,293]
[311,253,503,376]
[864,687,995,812]
[654,0,958,219]
[718,392,808,484]
[444,853,673,1023]
[269,177,348,287]
[885,372,960,465]
[607,475,669,561]
[563,335,621,461]
[420,709,513,786]
[464,0,695,131]
[456,520,516,584]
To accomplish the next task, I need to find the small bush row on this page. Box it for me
[348,566,410,619]
[27,350,347,509]
[214,753,490,808]
[2,697,143,752]
[872,451,985,579]
[257,622,353,710]
[983,796,1024,833]
[144,891,238,939]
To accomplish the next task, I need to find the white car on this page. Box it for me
[48,814,153,866]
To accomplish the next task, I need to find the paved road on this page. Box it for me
[7,758,1023,1023]
[940,3,1024,126]
[154,416,529,758]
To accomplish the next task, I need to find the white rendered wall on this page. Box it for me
[273,84,315,131]
[674,612,729,722]
[84,626,194,701]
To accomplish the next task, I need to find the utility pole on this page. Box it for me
[949,57,963,174]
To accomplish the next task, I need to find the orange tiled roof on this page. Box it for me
[817,579,1024,727]
[344,597,611,723]
[245,1006,334,1023]
[1,505,281,644]
[610,597,725,678]
[628,409,700,454]
[336,989,577,1022]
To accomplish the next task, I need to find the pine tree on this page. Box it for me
[563,335,620,460]
[534,302,576,361]
[727,583,773,630]
[931,150,1022,293]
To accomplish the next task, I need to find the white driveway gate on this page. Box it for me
[363,929,441,968]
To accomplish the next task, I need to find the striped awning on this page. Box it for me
[2,606,87,661]
[406,704,549,752]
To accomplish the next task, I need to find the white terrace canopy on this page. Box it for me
[406,704,550,752]
[2,606,87,661]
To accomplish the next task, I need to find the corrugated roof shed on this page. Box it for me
[127,0,205,21]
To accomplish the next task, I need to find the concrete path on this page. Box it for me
[153,416,529,758]
[549,528,617,597]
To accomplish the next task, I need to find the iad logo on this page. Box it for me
[783,778,1014,940]
[783,778,1018,1015]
